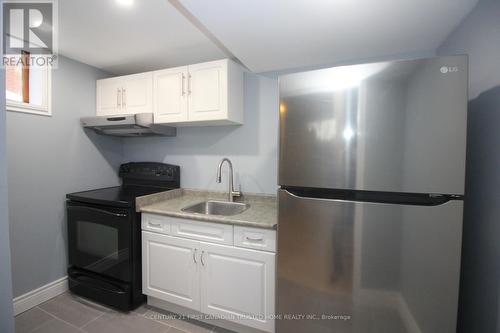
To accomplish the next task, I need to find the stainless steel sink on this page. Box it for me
[181,200,250,216]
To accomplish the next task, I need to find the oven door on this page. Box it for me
[67,202,132,282]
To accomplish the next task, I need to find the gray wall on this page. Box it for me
[7,56,123,297]
[438,0,500,99]
[438,1,500,332]
[0,80,15,332]
[122,73,279,194]
[1,1,15,327]
[458,88,500,333]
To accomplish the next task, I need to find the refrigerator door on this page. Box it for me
[279,55,467,195]
[277,189,463,333]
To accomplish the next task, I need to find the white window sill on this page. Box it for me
[6,101,52,117]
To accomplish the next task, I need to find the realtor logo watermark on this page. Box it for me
[2,0,58,68]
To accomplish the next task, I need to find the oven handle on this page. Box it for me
[68,205,128,218]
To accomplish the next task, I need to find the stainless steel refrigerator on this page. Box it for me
[277,55,468,333]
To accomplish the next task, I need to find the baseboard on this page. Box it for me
[13,276,68,316]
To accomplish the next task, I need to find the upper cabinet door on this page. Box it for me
[96,78,122,116]
[122,72,153,115]
[154,66,189,123]
[187,60,228,121]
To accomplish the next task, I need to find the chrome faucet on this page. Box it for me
[216,158,241,202]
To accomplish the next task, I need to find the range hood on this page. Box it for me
[81,113,176,137]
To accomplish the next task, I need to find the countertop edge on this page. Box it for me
[137,188,277,230]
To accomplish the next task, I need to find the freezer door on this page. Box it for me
[279,55,467,195]
[276,189,463,333]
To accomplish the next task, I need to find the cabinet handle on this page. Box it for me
[122,88,126,107]
[246,236,264,242]
[193,248,197,264]
[68,205,128,218]
[187,74,192,95]
[117,89,121,107]
[148,222,162,229]
[200,250,205,266]
[181,74,186,96]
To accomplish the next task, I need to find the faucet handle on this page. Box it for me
[232,184,242,198]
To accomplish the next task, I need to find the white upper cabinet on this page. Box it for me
[96,77,122,116]
[187,60,227,122]
[153,59,244,126]
[153,66,189,123]
[96,59,243,125]
[96,72,153,116]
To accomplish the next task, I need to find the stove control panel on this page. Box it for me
[119,162,180,183]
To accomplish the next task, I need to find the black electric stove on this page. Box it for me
[66,162,180,311]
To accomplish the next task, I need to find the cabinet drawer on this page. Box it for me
[142,214,171,235]
[234,226,276,252]
[170,217,233,245]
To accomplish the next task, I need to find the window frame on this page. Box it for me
[6,62,52,117]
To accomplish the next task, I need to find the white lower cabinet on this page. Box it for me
[200,242,275,332]
[141,214,276,333]
[142,232,200,310]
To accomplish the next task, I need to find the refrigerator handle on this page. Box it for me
[281,188,326,201]
[280,188,349,204]
[280,187,462,206]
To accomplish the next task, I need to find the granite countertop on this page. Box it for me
[136,188,277,230]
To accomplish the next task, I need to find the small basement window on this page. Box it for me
[5,51,52,116]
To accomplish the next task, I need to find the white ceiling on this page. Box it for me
[176,0,479,73]
[58,0,226,75]
[58,0,479,75]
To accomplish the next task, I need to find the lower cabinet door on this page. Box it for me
[142,231,200,311]
[200,242,275,332]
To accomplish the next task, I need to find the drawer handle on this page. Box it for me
[148,222,162,228]
[246,236,264,242]
[193,249,198,264]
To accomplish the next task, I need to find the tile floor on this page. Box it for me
[15,292,235,333]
